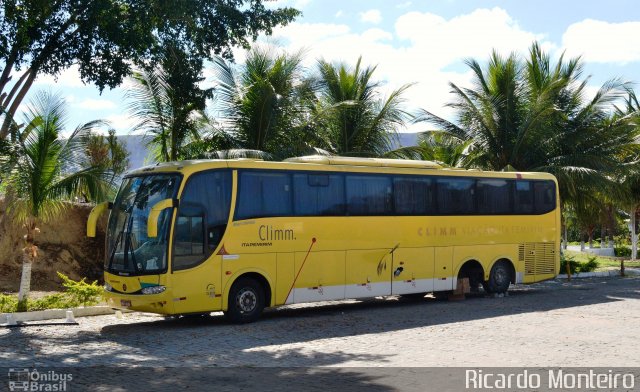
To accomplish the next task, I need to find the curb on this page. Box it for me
[556,268,640,280]
[0,306,121,324]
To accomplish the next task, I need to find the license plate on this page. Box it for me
[120,300,131,307]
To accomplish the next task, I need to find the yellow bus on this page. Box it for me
[87,155,560,323]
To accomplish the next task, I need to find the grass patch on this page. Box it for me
[563,250,640,271]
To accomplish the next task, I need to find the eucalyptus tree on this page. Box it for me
[0,91,110,310]
[314,57,413,157]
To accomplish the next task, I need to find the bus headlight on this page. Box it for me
[104,282,113,292]
[141,285,166,295]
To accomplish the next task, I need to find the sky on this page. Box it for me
[22,0,640,135]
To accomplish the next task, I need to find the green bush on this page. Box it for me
[0,294,18,313]
[578,256,599,273]
[57,272,103,307]
[560,254,580,275]
[28,293,79,311]
[614,246,631,258]
[1,273,103,313]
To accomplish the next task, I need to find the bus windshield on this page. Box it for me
[106,174,181,275]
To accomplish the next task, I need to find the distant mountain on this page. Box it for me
[116,135,150,170]
[117,132,421,171]
[394,132,419,149]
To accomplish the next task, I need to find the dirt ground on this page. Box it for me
[0,199,106,291]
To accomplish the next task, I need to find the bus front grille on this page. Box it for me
[522,242,556,276]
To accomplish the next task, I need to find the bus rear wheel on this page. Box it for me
[483,261,511,294]
[225,277,265,323]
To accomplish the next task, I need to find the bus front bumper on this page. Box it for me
[104,289,174,315]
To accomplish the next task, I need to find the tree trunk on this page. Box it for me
[580,240,585,252]
[563,222,568,250]
[17,258,32,312]
[630,209,637,262]
[600,227,605,248]
[0,69,37,139]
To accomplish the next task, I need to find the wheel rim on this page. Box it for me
[494,266,508,286]
[236,288,257,313]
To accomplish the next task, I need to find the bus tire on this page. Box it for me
[484,261,511,294]
[225,277,265,323]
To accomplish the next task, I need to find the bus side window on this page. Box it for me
[237,171,292,219]
[293,173,345,216]
[346,175,393,215]
[534,181,555,214]
[393,177,433,215]
[477,179,511,214]
[514,181,534,214]
[174,171,232,271]
[437,178,474,215]
[174,210,205,257]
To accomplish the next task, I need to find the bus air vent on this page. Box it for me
[522,242,556,276]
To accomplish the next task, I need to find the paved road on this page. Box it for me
[1,276,639,390]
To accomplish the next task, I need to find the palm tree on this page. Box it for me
[416,42,639,207]
[386,130,471,167]
[126,45,214,162]
[0,91,109,310]
[314,57,413,157]
[212,47,319,159]
[615,90,640,261]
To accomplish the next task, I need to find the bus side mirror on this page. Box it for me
[147,198,178,238]
[87,201,112,237]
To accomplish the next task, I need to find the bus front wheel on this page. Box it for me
[483,261,511,294]
[225,277,265,323]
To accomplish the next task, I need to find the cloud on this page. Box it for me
[266,7,551,120]
[394,8,546,70]
[105,114,137,134]
[266,0,311,10]
[335,10,343,18]
[33,65,86,88]
[73,99,117,110]
[562,19,640,64]
[360,9,382,24]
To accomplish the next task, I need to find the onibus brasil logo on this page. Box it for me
[8,368,73,391]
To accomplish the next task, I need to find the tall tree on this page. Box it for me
[416,42,640,206]
[84,129,130,194]
[213,47,319,159]
[126,45,214,162]
[0,0,300,139]
[315,57,413,157]
[0,91,110,310]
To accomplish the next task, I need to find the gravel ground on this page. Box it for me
[1,276,639,390]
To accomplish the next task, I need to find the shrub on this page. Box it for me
[579,256,599,273]
[560,254,579,275]
[0,294,18,313]
[27,293,79,311]
[57,272,103,307]
[614,246,631,258]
